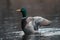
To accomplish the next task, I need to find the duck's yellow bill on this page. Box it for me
[16,9,21,12]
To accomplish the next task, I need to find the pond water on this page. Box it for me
[1,28,60,40]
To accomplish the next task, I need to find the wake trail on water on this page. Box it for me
[38,28,60,36]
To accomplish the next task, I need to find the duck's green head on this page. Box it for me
[21,8,27,17]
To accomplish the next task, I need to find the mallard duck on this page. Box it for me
[16,8,52,35]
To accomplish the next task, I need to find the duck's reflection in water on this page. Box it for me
[21,34,60,40]
[22,34,40,40]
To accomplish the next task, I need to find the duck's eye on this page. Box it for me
[21,9,24,12]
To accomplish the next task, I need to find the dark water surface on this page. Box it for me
[4,34,60,40]
[1,32,60,40]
